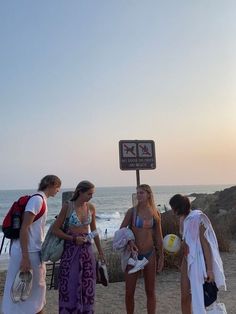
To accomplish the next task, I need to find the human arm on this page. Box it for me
[89,203,105,261]
[200,223,214,282]
[120,208,133,228]
[19,195,44,271]
[120,208,138,255]
[154,217,164,273]
[19,212,36,272]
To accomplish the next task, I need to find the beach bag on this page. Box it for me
[41,205,73,263]
[203,281,218,307]
[41,224,64,263]
[96,259,109,286]
[206,302,227,314]
[2,194,45,239]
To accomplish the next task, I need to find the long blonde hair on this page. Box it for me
[137,184,160,221]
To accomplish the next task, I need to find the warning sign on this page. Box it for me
[119,140,156,170]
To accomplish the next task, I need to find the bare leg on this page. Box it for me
[181,257,191,314]
[143,254,156,314]
[125,266,139,314]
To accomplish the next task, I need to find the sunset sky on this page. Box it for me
[0,1,235,189]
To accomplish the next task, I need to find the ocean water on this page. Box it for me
[0,184,232,256]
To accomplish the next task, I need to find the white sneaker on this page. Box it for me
[127,257,137,266]
[20,270,33,301]
[11,270,33,303]
[11,271,23,302]
[128,257,149,274]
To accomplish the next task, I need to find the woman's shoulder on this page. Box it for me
[87,202,95,213]
[128,206,135,212]
[125,207,135,217]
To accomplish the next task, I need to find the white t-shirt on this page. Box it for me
[11,192,48,252]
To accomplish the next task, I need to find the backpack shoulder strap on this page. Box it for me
[62,201,73,232]
[66,201,74,217]
[30,194,46,221]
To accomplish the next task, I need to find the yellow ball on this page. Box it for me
[163,234,181,254]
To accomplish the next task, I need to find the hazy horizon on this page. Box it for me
[0,183,234,192]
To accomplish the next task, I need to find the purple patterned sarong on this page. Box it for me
[59,234,96,314]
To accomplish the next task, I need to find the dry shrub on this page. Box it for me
[163,251,182,270]
[227,213,236,239]
[105,252,125,283]
[161,210,180,238]
[207,214,231,252]
[99,240,125,283]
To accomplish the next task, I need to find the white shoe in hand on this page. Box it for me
[11,270,33,302]
[128,257,149,274]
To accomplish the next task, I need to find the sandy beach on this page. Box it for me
[1,240,235,314]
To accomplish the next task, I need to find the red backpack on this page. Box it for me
[2,194,46,239]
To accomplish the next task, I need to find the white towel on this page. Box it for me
[183,210,226,314]
[113,228,135,272]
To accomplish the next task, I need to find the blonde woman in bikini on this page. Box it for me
[120,184,164,314]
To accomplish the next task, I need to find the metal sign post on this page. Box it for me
[119,140,156,187]
[136,169,140,186]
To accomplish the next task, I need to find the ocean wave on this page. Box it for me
[96,211,121,220]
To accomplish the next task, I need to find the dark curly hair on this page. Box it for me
[169,194,191,216]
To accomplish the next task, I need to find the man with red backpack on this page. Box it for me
[2,175,61,314]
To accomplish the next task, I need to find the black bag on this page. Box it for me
[203,281,218,307]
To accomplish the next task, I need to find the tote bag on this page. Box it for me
[41,204,73,262]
